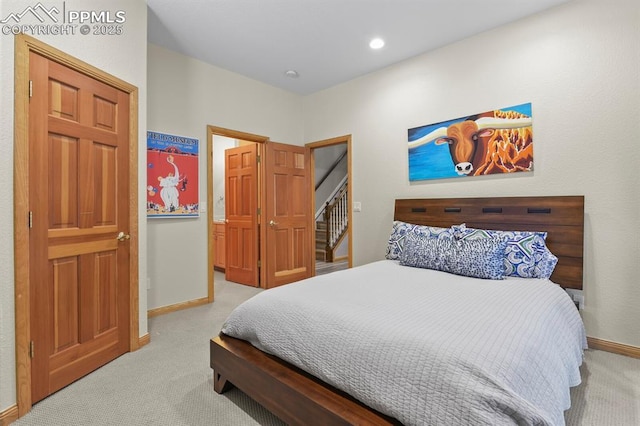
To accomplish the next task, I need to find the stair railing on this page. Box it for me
[315,149,347,191]
[323,182,348,262]
[315,175,347,221]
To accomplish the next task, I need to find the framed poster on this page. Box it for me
[408,103,533,181]
[146,131,199,218]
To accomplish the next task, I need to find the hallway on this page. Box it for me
[315,259,349,276]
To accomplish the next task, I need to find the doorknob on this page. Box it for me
[116,231,131,241]
[269,220,278,228]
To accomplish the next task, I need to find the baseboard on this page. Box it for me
[147,297,210,318]
[138,333,151,347]
[588,336,640,359]
[0,404,18,426]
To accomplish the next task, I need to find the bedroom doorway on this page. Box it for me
[307,135,352,274]
[207,126,267,297]
[206,127,314,297]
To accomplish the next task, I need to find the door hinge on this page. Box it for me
[28,211,33,228]
[29,341,35,358]
[257,260,262,268]
[29,80,33,98]
[257,207,261,215]
[257,155,261,164]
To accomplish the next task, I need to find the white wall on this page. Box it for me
[303,0,640,347]
[146,44,304,310]
[0,0,148,412]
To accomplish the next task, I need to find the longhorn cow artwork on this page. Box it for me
[408,103,533,181]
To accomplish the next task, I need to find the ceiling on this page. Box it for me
[147,0,571,95]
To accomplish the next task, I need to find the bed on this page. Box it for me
[210,196,586,425]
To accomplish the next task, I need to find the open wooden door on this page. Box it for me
[225,144,259,286]
[263,142,313,288]
[29,52,131,403]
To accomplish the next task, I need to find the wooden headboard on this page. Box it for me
[394,196,584,289]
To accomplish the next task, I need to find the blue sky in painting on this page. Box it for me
[407,103,531,181]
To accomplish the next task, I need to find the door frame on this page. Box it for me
[306,135,353,270]
[206,126,268,299]
[13,34,140,416]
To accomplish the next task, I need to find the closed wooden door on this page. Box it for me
[264,142,313,288]
[29,52,131,403]
[225,144,259,286]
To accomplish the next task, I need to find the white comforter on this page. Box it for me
[221,260,586,425]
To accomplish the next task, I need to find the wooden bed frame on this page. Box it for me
[210,196,585,425]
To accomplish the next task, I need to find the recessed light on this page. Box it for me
[369,38,385,49]
[285,70,299,78]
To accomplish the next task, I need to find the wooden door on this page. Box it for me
[264,142,313,288]
[29,52,131,403]
[225,144,259,286]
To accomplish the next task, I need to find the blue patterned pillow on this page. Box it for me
[452,224,556,279]
[532,244,559,279]
[385,221,455,260]
[399,234,507,280]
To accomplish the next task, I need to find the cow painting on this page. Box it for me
[408,103,533,181]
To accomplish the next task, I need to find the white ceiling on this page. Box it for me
[147,0,571,95]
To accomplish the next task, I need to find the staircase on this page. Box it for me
[315,181,348,263]
[315,221,329,261]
